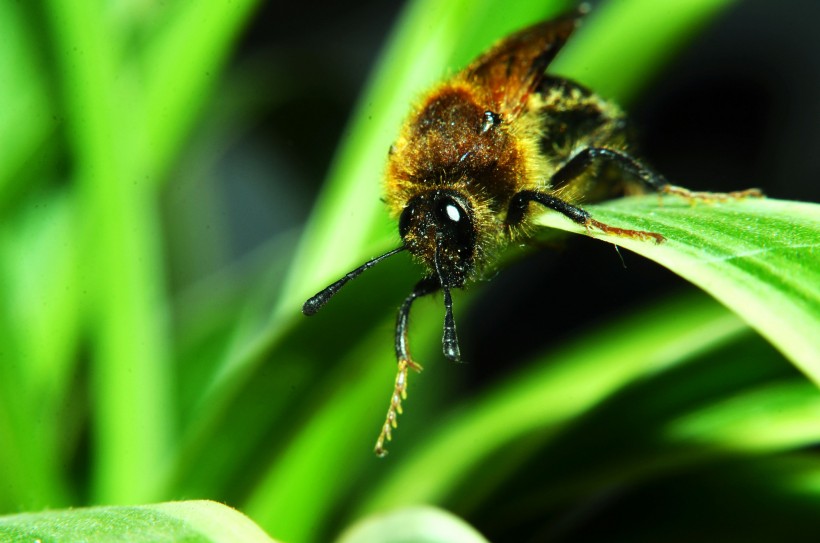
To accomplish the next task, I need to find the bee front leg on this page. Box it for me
[374,276,439,457]
[505,190,665,243]
[394,276,440,370]
[505,146,668,242]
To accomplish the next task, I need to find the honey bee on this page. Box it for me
[302,6,760,456]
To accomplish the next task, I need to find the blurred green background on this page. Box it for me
[1,0,819,541]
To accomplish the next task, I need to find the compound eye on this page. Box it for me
[435,196,475,249]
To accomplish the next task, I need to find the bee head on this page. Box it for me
[398,190,477,288]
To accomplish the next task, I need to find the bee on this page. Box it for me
[302,6,760,456]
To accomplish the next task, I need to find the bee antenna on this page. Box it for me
[302,246,406,316]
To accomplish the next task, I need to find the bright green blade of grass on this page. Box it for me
[454,339,816,522]
[354,301,815,531]
[44,0,172,504]
[535,197,820,380]
[0,501,279,543]
[668,380,820,451]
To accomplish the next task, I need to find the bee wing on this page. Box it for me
[462,9,583,119]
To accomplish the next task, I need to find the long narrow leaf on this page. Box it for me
[535,197,820,379]
[44,0,172,504]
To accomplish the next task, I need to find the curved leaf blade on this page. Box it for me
[535,196,820,380]
[0,501,279,543]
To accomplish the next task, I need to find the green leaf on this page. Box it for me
[535,196,820,381]
[0,501,279,543]
[667,380,820,451]
[336,506,489,543]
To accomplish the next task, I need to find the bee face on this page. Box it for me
[398,190,477,288]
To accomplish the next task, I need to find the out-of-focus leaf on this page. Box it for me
[0,1,55,207]
[336,506,489,543]
[552,0,736,101]
[0,192,78,509]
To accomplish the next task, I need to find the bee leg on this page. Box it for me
[504,150,661,232]
[551,146,763,201]
[659,185,764,202]
[395,276,441,368]
[506,190,665,243]
[375,276,440,457]
[506,190,589,227]
[550,146,669,192]
[504,147,666,242]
